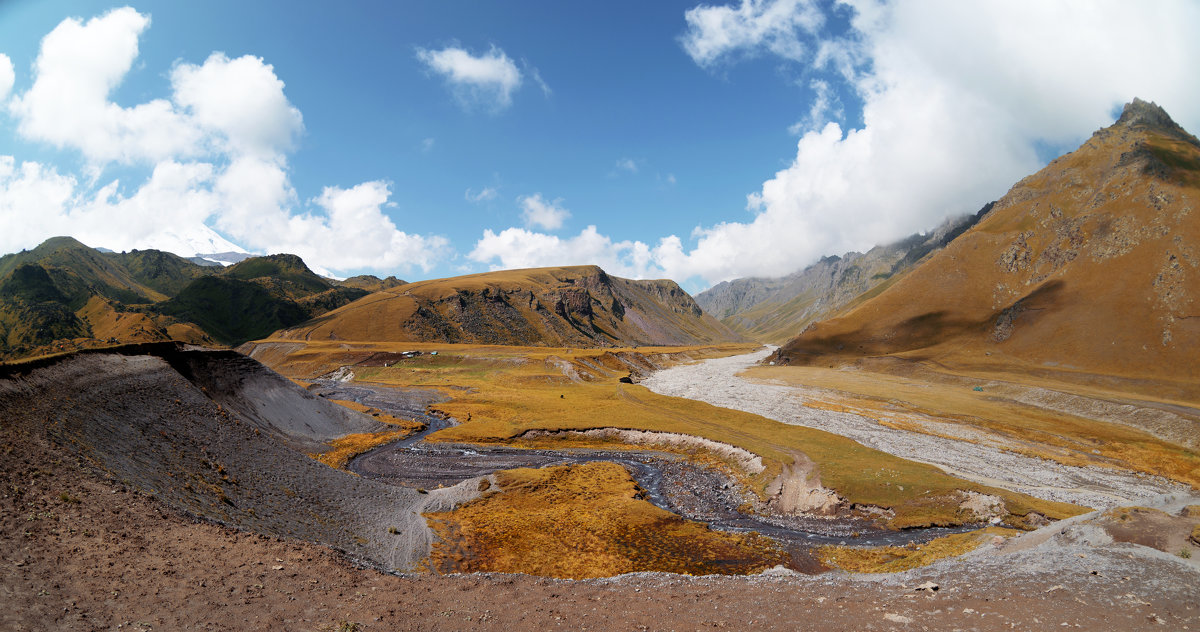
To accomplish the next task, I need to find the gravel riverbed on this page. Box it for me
[640,348,1189,508]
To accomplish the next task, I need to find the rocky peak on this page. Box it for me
[1115,98,1199,145]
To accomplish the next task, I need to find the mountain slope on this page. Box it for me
[0,239,369,356]
[772,99,1200,383]
[272,265,744,347]
[696,211,987,344]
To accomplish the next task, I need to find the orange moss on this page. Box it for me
[818,527,1020,573]
[423,462,785,578]
[310,429,416,470]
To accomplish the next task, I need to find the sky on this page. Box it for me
[1,1,1198,292]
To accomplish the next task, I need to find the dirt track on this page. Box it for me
[640,348,1189,509]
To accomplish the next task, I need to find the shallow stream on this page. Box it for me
[311,379,975,554]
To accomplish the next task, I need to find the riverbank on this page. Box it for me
[641,348,1190,509]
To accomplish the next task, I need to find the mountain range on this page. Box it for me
[695,210,989,344]
[5,99,1196,382]
[0,238,386,358]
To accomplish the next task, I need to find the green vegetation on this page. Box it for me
[157,277,309,345]
[0,237,369,357]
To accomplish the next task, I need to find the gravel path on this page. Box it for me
[640,349,1189,508]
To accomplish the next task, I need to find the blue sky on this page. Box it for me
[2,1,1198,292]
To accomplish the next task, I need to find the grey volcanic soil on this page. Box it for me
[0,344,482,572]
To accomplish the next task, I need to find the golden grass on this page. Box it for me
[818,526,1020,573]
[308,399,425,470]
[259,340,1083,528]
[743,364,1200,489]
[423,462,785,578]
[310,430,414,470]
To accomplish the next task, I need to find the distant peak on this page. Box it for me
[1117,98,1179,130]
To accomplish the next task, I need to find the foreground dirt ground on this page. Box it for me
[5,426,1198,632]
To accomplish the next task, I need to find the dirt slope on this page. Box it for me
[773,99,1200,385]
[0,343,476,572]
[273,265,744,347]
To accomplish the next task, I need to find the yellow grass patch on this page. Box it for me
[310,430,415,470]
[818,527,1020,573]
[423,462,785,578]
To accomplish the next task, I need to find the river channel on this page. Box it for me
[309,379,976,554]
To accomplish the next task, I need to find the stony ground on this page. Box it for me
[640,349,1189,509]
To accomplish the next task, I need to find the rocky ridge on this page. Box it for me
[695,211,987,344]
[273,265,744,348]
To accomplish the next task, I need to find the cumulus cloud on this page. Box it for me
[416,45,523,111]
[614,157,639,174]
[681,0,823,67]
[171,52,303,159]
[659,0,1200,285]
[789,78,843,134]
[518,193,571,230]
[2,7,448,275]
[9,8,202,165]
[469,226,656,278]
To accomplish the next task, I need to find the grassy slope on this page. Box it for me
[0,239,366,355]
[776,114,1200,385]
[157,276,311,346]
[273,265,741,348]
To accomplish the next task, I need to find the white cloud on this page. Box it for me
[654,0,1200,286]
[416,45,523,111]
[681,0,823,67]
[0,54,14,101]
[518,193,570,230]
[9,8,202,165]
[469,226,656,278]
[2,8,448,276]
[465,187,498,203]
[171,52,303,159]
[615,158,639,174]
[529,67,552,97]
[789,78,843,134]
[421,137,435,152]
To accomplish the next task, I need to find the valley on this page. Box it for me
[2,99,1199,630]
